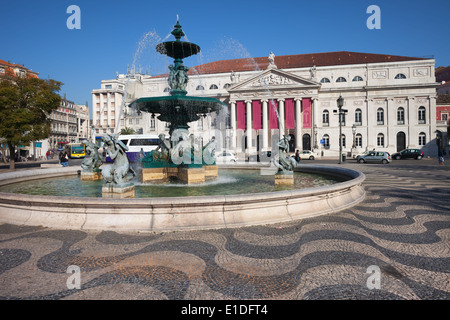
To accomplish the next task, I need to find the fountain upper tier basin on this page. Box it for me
[156,41,201,60]
[130,95,226,122]
[0,165,365,232]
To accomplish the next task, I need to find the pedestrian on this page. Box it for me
[294,150,301,163]
[61,152,69,167]
[139,148,146,159]
[46,150,50,160]
[438,149,444,166]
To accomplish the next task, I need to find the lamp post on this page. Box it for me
[351,124,357,158]
[334,95,346,164]
[313,124,318,150]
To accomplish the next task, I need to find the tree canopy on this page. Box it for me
[0,75,62,169]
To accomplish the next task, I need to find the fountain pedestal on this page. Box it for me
[140,165,218,184]
[102,183,135,198]
[81,169,102,181]
[274,172,294,185]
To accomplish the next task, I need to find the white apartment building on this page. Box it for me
[92,51,440,158]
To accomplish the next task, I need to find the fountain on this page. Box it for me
[129,19,225,185]
[0,19,366,232]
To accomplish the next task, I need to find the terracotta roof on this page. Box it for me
[152,51,428,78]
[0,59,39,76]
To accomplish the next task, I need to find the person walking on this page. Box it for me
[294,150,301,164]
[438,149,444,166]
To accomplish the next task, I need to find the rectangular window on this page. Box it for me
[442,113,448,122]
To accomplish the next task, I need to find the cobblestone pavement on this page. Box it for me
[0,161,449,300]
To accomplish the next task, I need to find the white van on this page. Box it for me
[117,134,162,162]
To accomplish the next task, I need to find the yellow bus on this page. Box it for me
[65,143,86,159]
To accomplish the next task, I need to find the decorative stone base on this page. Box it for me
[274,173,294,185]
[102,183,135,198]
[204,165,218,180]
[140,168,170,183]
[140,165,218,184]
[80,171,102,181]
[177,167,205,184]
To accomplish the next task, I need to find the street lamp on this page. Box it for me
[351,124,357,158]
[313,124,318,149]
[334,95,347,164]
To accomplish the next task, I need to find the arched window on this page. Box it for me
[377,108,384,125]
[322,134,330,148]
[355,133,362,147]
[320,77,330,83]
[395,73,407,79]
[322,109,329,125]
[352,76,363,82]
[355,108,362,125]
[397,107,405,124]
[223,83,231,89]
[377,133,385,147]
[418,106,426,124]
[418,132,426,146]
[196,85,205,91]
[209,84,218,90]
[336,77,347,82]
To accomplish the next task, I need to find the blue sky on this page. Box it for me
[1,0,449,111]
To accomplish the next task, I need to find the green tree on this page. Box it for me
[0,75,62,170]
[120,127,136,135]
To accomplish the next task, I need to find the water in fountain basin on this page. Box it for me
[0,169,344,198]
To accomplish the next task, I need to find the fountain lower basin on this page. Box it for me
[0,165,365,232]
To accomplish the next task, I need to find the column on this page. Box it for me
[386,98,395,149]
[230,101,237,150]
[99,93,104,130]
[262,99,269,150]
[312,98,319,150]
[366,99,375,150]
[246,100,253,152]
[295,98,302,150]
[278,98,285,135]
[407,97,415,148]
[107,92,111,130]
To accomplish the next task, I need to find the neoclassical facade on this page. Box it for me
[94,51,440,158]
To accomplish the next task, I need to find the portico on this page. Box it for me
[227,68,320,157]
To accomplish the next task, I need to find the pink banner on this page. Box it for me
[302,98,311,129]
[285,98,295,129]
[236,101,245,130]
[252,100,261,130]
[269,99,278,129]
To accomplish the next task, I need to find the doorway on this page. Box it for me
[303,134,311,151]
[396,132,406,152]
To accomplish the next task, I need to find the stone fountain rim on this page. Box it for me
[0,165,366,232]
[0,165,364,204]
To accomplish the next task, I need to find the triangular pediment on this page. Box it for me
[227,68,320,92]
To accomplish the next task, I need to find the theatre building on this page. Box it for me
[97,51,440,158]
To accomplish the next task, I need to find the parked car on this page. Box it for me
[391,148,424,160]
[353,150,370,159]
[357,151,391,164]
[215,151,236,163]
[296,150,318,160]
